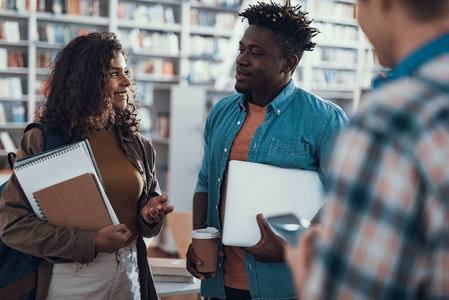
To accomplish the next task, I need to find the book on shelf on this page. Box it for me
[136,58,174,77]
[148,4,164,24]
[0,48,7,70]
[148,257,193,281]
[0,101,25,122]
[6,50,25,68]
[13,139,119,224]
[38,23,101,45]
[0,103,6,124]
[156,112,170,138]
[0,21,20,42]
[163,6,175,24]
[32,172,112,230]
[0,132,16,152]
[0,77,23,99]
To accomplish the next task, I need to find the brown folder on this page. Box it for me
[32,172,112,231]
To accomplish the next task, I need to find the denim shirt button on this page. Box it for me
[237,121,241,125]
[224,148,228,152]
[277,109,280,114]
[217,178,220,182]
[218,263,222,267]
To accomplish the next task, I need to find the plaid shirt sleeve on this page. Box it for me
[302,79,449,299]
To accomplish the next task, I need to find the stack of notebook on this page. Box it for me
[14,140,119,230]
[148,257,194,283]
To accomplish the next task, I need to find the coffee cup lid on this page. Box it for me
[191,227,220,239]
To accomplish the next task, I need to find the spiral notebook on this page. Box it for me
[32,172,112,230]
[14,140,119,224]
[222,160,325,247]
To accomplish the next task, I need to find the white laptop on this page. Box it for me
[222,160,325,247]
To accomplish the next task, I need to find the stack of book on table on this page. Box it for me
[148,257,194,283]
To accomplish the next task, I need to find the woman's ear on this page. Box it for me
[283,55,299,74]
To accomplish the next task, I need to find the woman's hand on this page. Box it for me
[95,224,132,253]
[141,194,174,224]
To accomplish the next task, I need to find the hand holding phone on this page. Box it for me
[266,213,310,246]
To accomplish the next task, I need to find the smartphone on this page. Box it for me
[266,213,310,246]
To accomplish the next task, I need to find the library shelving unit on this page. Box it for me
[301,0,374,116]
[216,0,375,117]
[0,0,241,159]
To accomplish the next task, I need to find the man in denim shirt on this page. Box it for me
[186,2,348,299]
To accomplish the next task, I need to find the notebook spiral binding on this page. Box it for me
[34,195,47,221]
[14,144,80,171]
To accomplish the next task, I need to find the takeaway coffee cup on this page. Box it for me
[191,227,220,273]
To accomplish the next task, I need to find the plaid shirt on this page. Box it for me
[304,33,449,299]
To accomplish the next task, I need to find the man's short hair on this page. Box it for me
[238,0,318,62]
[399,0,449,21]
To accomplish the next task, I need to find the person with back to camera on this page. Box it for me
[0,32,174,300]
[284,0,449,299]
[185,1,348,299]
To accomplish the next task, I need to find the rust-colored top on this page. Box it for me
[220,101,266,290]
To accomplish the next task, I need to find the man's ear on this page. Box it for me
[282,55,299,74]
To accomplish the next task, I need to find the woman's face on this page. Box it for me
[107,52,131,110]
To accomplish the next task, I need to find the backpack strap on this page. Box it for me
[7,153,16,170]
[7,123,65,169]
[24,123,65,151]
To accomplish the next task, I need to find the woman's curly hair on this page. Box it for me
[39,32,140,142]
[238,1,319,62]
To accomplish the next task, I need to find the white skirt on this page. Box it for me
[46,240,141,300]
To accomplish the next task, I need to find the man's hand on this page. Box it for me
[95,224,132,253]
[186,243,222,280]
[284,225,320,297]
[241,213,285,263]
[141,194,174,224]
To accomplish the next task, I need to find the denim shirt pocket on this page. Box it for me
[267,139,309,169]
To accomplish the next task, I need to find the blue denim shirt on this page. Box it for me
[194,80,348,299]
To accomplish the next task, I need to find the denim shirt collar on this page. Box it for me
[237,79,296,116]
[373,32,449,89]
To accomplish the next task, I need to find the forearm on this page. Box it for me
[192,192,208,230]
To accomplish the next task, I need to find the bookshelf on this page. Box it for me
[0,0,376,191]
[0,0,377,254]
[0,0,243,175]
[303,0,373,116]
[215,0,375,117]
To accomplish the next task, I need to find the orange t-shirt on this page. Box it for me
[220,101,266,290]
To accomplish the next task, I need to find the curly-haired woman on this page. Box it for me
[0,32,173,300]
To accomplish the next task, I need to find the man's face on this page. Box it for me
[357,0,395,67]
[234,25,289,98]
